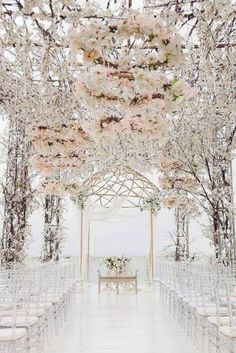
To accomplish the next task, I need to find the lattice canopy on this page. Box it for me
[81,167,159,208]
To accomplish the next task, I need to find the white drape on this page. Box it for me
[88,196,126,221]
[78,197,156,281]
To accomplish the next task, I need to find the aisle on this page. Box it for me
[46,286,197,353]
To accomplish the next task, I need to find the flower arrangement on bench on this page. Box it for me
[99,256,137,294]
[104,256,131,275]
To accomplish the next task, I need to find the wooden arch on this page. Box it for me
[78,166,160,282]
[82,166,159,208]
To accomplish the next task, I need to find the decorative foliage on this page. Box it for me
[160,229,195,262]
[73,190,89,209]
[140,193,161,215]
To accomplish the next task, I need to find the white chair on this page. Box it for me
[0,270,27,353]
[218,276,236,353]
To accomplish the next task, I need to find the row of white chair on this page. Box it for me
[0,261,77,353]
[156,262,236,353]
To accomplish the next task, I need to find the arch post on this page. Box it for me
[79,207,84,277]
[149,210,155,282]
[86,220,91,282]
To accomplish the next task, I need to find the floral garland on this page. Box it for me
[83,111,168,141]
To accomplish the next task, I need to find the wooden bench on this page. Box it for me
[98,270,138,294]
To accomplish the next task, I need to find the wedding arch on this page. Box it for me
[76,167,161,281]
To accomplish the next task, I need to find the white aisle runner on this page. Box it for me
[46,286,197,353]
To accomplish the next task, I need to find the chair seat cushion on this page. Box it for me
[196,307,228,316]
[219,325,236,337]
[1,308,45,317]
[220,296,236,306]
[0,304,12,311]
[46,296,62,304]
[208,316,236,326]
[0,328,27,341]
[0,315,38,327]
[28,302,53,310]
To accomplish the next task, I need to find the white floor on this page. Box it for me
[46,285,197,353]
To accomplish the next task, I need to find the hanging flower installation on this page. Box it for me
[159,175,198,192]
[27,120,91,177]
[71,11,185,68]
[72,9,196,141]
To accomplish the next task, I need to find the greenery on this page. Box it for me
[140,193,161,215]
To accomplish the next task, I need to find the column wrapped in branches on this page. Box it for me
[1,117,33,264]
[41,194,64,262]
[174,207,189,261]
[158,158,197,261]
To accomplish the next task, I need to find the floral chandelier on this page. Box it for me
[72,9,195,141]
[28,120,90,177]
